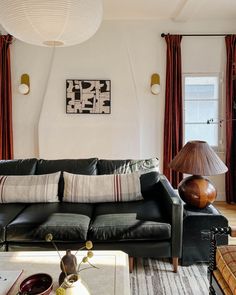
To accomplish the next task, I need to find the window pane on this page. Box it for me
[185,76,218,100]
[185,84,214,100]
[185,100,218,123]
[184,75,220,147]
[185,124,218,147]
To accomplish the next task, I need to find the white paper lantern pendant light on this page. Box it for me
[0,0,103,47]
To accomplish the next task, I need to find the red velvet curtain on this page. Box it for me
[0,34,13,160]
[163,35,183,188]
[225,35,236,203]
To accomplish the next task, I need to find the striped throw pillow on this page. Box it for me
[0,172,60,203]
[63,171,142,203]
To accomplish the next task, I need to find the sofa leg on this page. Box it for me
[129,256,134,273]
[172,257,178,273]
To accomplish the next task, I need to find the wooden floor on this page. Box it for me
[214,201,236,245]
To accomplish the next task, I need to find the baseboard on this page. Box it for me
[216,192,226,202]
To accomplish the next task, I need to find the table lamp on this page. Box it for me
[169,140,228,209]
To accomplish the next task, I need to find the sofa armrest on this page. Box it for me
[158,175,183,258]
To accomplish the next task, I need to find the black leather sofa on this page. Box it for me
[0,158,183,272]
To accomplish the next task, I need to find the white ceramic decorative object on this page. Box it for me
[60,274,90,295]
[0,0,103,47]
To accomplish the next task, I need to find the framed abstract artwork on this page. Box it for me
[66,79,111,114]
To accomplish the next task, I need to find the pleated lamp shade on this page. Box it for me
[0,0,103,47]
[169,140,228,176]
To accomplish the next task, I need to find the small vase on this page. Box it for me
[59,249,77,285]
[61,274,91,295]
[60,249,77,274]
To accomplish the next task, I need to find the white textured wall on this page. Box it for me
[11,19,236,200]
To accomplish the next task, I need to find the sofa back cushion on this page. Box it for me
[36,158,98,175]
[97,158,159,175]
[0,172,60,203]
[63,171,142,203]
[0,158,37,175]
[36,158,98,200]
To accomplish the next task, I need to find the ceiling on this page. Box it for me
[0,0,235,36]
[103,0,236,21]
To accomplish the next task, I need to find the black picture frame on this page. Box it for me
[66,79,111,114]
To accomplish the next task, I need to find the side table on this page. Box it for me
[181,204,228,266]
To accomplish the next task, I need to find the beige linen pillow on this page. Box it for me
[63,171,142,203]
[0,172,60,203]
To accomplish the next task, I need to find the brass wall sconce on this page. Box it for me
[18,73,30,95]
[151,73,160,95]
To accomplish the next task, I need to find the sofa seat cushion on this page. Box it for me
[88,202,171,242]
[216,245,236,294]
[6,203,94,242]
[0,204,27,242]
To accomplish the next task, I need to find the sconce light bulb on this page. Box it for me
[151,83,161,95]
[18,83,29,95]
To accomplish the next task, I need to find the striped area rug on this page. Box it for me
[130,258,209,295]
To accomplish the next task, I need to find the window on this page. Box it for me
[183,74,221,148]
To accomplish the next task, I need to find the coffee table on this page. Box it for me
[0,250,130,295]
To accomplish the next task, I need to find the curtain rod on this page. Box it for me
[161,33,231,37]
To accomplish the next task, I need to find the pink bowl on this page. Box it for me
[19,273,53,295]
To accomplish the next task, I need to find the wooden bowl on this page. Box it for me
[19,273,53,295]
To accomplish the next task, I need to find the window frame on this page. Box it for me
[182,72,223,150]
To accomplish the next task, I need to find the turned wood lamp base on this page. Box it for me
[178,175,216,209]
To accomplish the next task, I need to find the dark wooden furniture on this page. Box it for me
[181,204,228,266]
[208,226,236,294]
